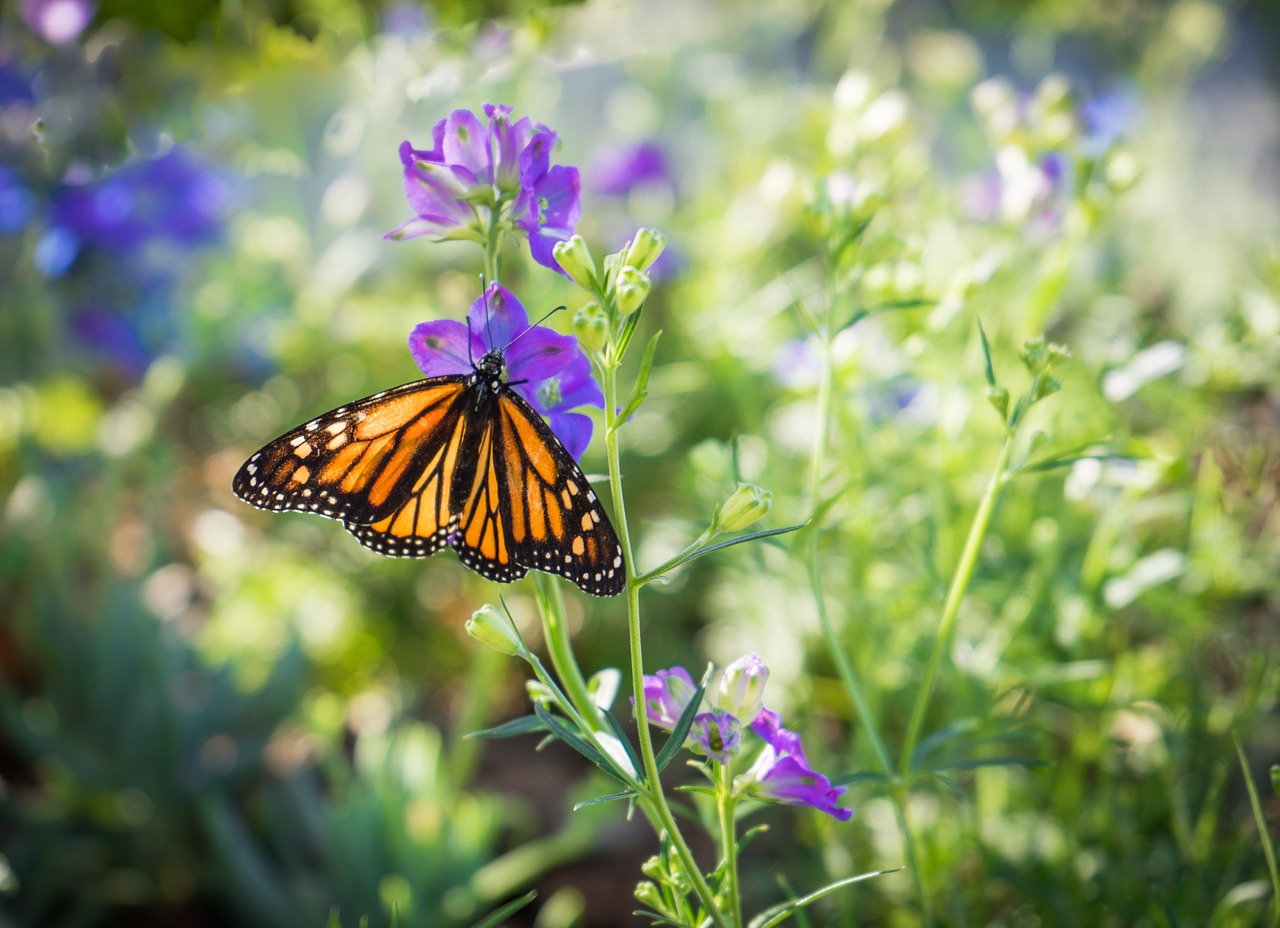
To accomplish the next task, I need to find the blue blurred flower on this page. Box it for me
[406,283,603,458]
[48,146,231,260]
[388,103,581,274]
[1081,88,1139,157]
[18,0,96,45]
[0,166,35,233]
[380,2,429,35]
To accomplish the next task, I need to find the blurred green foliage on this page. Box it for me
[2,0,1279,926]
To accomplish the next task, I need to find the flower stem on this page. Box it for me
[602,356,730,928]
[897,432,1014,777]
[717,762,743,928]
[806,311,930,922]
[532,572,606,733]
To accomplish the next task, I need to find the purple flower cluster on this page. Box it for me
[33,146,234,374]
[387,103,580,273]
[640,654,852,821]
[407,283,603,459]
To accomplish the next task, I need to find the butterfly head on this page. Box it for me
[471,346,508,395]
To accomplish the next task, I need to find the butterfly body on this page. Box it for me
[233,346,625,596]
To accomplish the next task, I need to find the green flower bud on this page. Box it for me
[465,604,524,657]
[623,228,667,273]
[553,235,598,291]
[1033,375,1062,404]
[716,484,773,533]
[572,299,608,353]
[985,384,1010,421]
[634,881,669,915]
[614,265,651,317]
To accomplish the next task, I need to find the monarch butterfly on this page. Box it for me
[231,304,625,597]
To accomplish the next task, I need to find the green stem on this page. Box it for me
[718,762,743,928]
[532,572,605,733]
[602,357,730,928]
[806,306,928,922]
[898,433,1014,777]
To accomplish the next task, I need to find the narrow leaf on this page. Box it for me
[977,319,996,387]
[613,330,663,434]
[646,524,805,581]
[831,770,890,787]
[574,789,639,811]
[655,674,710,772]
[599,707,643,777]
[1235,734,1280,918]
[533,703,626,782]
[467,715,549,740]
[748,869,899,928]
[468,892,537,928]
[934,756,1047,772]
[615,304,644,359]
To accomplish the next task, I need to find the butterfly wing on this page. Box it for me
[232,378,469,533]
[451,387,624,597]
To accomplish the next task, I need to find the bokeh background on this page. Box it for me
[2,0,1279,925]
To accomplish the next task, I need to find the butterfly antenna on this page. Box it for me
[502,305,566,352]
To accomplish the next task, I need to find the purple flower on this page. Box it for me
[407,283,603,457]
[19,0,96,44]
[590,142,673,196]
[47,146,231,259]
[1081,89,1139,157]
[737,708,853,821]
[713,653,768,724]
[638,666,699,730]
[388,104,580,274]
[689,709,743,763]
[0,166,35,234]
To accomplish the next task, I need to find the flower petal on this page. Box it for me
[546,410,593,460]
[467,283,530,355]
[505,325,577,384]
[440,109,491,182]
[408,319,472,377]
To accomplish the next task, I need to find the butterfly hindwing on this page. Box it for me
[486,389,625,596]
[232,378,468,525]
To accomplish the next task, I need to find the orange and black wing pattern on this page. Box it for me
[232,376,625,596]
[450,388,624,596]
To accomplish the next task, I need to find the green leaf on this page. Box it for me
[615,303,644,359]
[747,869,899,928]
[1016,447,1122,475]
[934,755,1048,772]
[573,789,639,810]
[468,891,537,928]
[466,715,549,740]
[1270,764,1280,796]
[643,524,805,582]
[599,708,643,778]
[655,672,710,772]
[977,319,996,388]
[533,703,627,783]
[737,824,770,854]
[831,770,890,787]
[612,330,662,435]
[1235,735,1280,916]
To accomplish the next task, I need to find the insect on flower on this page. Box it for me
[232,284,625,596]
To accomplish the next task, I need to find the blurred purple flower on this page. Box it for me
[590,142,672,196]
[407,283,603,457]
[690,709,743,763]
[70,305,152,375]
[46,146,231,263]
[380,2,429,35]
[0,166,35,233]
[19,0,96,45]
[1081,89,1139,156]
[638,666,699,730]
[388,103,580,273]
[737,708,853,821]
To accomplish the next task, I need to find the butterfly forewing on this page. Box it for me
[232,379,468,525]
